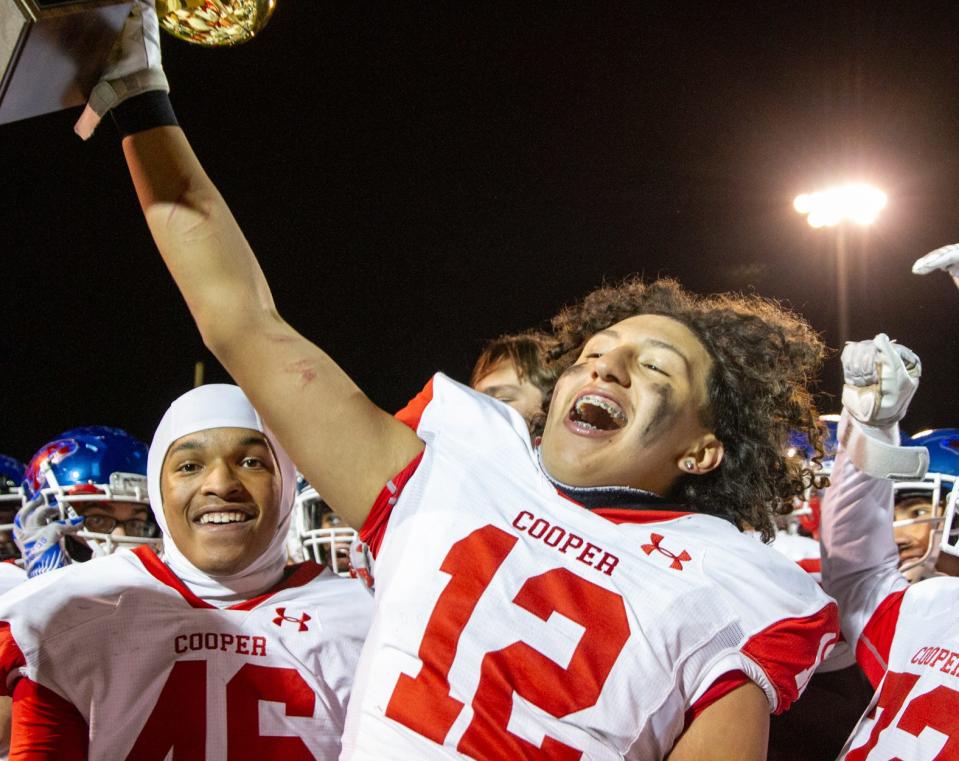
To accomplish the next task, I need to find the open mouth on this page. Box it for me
[568,393,628,432]
[196,510,253,526]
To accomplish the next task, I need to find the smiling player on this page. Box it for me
[71,3,839,758]
[0,385,372,758]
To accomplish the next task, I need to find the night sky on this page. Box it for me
[5,2,959,462]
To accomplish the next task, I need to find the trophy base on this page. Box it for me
[0,0,132,126]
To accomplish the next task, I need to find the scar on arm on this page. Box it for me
[285,359,318,386]
[266,333,299,344]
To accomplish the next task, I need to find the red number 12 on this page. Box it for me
[386,524,630,759]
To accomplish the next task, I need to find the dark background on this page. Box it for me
[4,2,959,461]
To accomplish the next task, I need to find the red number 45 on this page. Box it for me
[385,525,631,759]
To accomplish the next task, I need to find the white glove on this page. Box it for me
[13,502,84,578]
[841,333,920,429]
[74,0,167,140]
[913,243,959,277]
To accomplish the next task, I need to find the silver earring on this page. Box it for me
[683,459,695,471]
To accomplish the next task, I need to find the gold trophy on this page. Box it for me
[158,0,275,47]
[0,0,275,125]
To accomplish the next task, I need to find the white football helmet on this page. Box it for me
[893,429,959,581]
[289,475,362,578]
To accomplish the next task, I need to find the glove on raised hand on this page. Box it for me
[13,502,84,578]
[75,0,167,140]
[841,333,920,430]
[913,243,959,278]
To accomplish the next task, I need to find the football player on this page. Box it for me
[288,476,355,571]
[13,426,160,577]
[816,333,959,759]
[889,429,959,582]
[75,5,838,758]
[469,332,556,431]
[0,456,25,589]
[0,384,372,758]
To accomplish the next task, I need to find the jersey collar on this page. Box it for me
[132,545,325,610]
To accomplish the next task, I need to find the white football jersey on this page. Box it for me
[342,374,840,760]
[838,577,959,759]
[769,530,857,672]
[0,561,25,597]
[821,440,959,760]
[0,546,373,759]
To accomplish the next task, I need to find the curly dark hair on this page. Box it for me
[548,277,828,541]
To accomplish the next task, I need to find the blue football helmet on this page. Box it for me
[21,427,161,560]
[0,455,25,560]
[287,474,361,578]
[894,428,959,580]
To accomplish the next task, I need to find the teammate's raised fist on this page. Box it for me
[841,333,920,429]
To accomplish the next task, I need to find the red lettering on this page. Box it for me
[512,511,534,530]
[386,525,517,743]
[386,524,630,757]
[126,661,206,760]
[221,634,235,651]
[933,650,950,668]
[543,526,565,547]
[559,534,584,554]
[528,519,549,539]
[458,568,630,759]
[912,647,926,665]
[205,633,218,650]
[174,635,187,654]
[237,636,250,655]
[943,653,959,674]
[577,542,601,566]
[846,671,920,761]
[251,636,267,657]
[129,661,314,759]
[189,633,202,650]
[226,664,314,758]
[595,552,620,577]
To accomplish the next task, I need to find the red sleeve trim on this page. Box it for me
[395,377,435,432]
[741,602,840,714]
[683,670,750,730]
[0,621,25,697]
[856,588,906,689]
[589,508,692,525]
[10,678,88,760]
[359,451,425,558]
[796,558,821,575]
[131,546,325,611]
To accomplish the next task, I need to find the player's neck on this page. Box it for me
[536,448,675,511]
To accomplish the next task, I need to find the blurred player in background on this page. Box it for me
[0,456,25,590]
[0,384,372,758]
[469,332,556,432]
[13,426,160,578]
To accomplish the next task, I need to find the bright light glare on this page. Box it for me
[793,184,887,228]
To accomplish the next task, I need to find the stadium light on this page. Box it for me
[793,184,887,228]
[794,183,887,347]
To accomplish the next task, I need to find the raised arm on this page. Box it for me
[80,3,422,528]
[819,335,925,648]
[123,126,423,528]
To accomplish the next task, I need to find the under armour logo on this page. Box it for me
[272,607,311,632]
[641,533,691,570]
